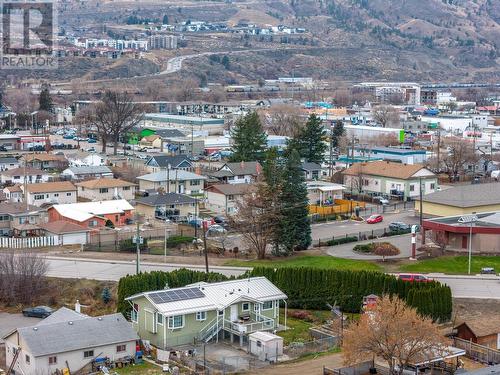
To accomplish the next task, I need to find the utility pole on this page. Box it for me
[135,214,141,274]
[419,177,423,227]
[202,220,209,273]
[436,128,441,172]
[472,123,477,177]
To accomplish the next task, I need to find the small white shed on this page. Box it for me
[248,331,283,362]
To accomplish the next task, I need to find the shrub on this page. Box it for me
[326,236,358,246]
[373,242,400,261]
[119,238,148,252]
[166,235,195,248]
[353,243,375,253]
[288,310,314,322]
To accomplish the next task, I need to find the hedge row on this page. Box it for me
[326,236,358,246]
[116,269,229,315]
[166,235,195,248]
[249,267,452,322]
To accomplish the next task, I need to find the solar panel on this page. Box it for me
[149,287,205,304]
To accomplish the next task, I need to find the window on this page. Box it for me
[227,176,234,181]
[49,356,57,365]
[196,311,206,321]
[430,183,436,190]
[25,354,30,364]
[254,304,260,312]
[123,186,130,191]
[168,315,184,329]
[409,185,415,192]
[66,192,72,196]
[54,193,59,197]
[218,310,224,316]
[0,215,9,221]
[227,195,234,201]
[131,303,138,322]
[34,194,45,200]
[99,188,109,193]
[157,313,163,325]
[190,180,200,186]
[88,220,98,228]
[256,340,262,348]
[262,301,273,310]
[242,302,249,311]
[116,345,126,353]
[84,350,94,358]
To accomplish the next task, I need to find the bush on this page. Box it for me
[384,229,411,237]
[326,236,358,246]
[373,242,400,261]
[353,243,375,253]
[249,267,453,322]
[288,310,314,322]
[119,238,148,252]
[166,235,195,248]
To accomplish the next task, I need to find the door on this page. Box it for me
[461,236,468,249]
[230,305,238,321]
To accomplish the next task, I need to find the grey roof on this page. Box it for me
[301,162,322,171]
[136,193,197,206]
[15,312,138,357]
[63,166,113,175]
[358,146,427,155]
[146,155,192,168]
[0,157,18,164]
[36,307,86,326]
[422,183,500,208]
[457,365,500,375]
[154,129,186,138]
[137,169,207,182]
[221,161,261,176]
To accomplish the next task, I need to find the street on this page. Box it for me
[44,257,500,300]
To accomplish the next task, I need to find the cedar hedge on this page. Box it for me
[326,236,358,246]
[249,267,452,322]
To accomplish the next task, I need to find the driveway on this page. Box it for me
[0,312,41,343]
[325,234,413,260]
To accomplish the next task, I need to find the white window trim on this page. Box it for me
[168,315,185,329]
[242,302,250,312]
[262,301,273,311]
[131,304,139,323]
[196,311,207,321]
[156,312,164,326]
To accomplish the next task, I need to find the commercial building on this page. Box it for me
[354,146,428,165]
[148,34,178,49]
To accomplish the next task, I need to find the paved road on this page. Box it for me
[45,257,500,300]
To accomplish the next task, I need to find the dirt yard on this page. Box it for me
[250,352,344,375]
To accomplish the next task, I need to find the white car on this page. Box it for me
[207,224,227,234]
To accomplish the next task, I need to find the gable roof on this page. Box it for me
[301,162,322,171]
[207,183,255,196]
[4,183,23,193]
[135,193,197,206]
[127,276,286,317]
[12,312,138,357]
[455,317,500,337]
[51,200,134,222]
[2,167,47,177]
[154,129,186,138]
[75,178,136,189]
[62,166,113,175]
[137,170,206,182]
[421,183,500,208]
[22,153,66,163]
[342,160,432,180]
[0,157,19,164]
[145,155,192,168]
[35,307,87,326]
[0,202,40,215]
[221,161,261,176]
[39,220,91,234]
[26,181,76,193]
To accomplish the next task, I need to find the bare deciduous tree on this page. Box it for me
[372,105,400,128]
[343,295,448,375]
[0,250,48,305]
[260,104,304,136]
[373,242,400,261]
[442,137,476,181]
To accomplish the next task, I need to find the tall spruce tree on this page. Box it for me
[274,149,311,255]
[38,87,53,112]
[287,114,327,164]
[331,120,345,151]
[230,111,267,162]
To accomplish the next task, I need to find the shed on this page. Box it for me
[454,318,500,349]
[248,331,283,362]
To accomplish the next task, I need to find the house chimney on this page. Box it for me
[75,299,81,313]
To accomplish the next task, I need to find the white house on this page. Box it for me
[205,183,255,215]
[76,178,137,201]
[0,157,20,171]
[137,170,206,194]
[61,166,114,180]
[0,167,50,185]
[3,308,138,375]
[208,162,261,184]
[66,152,107,167]
[24,181,77,207]
[39,220,90,245]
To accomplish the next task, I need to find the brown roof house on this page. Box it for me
[24,181,77,207]
[342,160,438,201]
[76,178,137,201]
[0,202,45,237]
[205,183,255,215]
[39,220,91,246]
[0,167,50,185]
[21,153,68,170]
[454,317,500,349]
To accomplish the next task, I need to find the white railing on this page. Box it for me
[0,236,59,248]
[198,316,223,343]
[223,313,274,335]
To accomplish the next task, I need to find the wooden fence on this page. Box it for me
[453,337,500,364]
[310,199,366,216]
[0,236,59,248]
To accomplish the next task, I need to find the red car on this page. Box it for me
[366,214,383,224]
[398,274,433,283]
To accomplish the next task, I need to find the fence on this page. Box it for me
[314,226,411,247]
[453,337,500,364]
[311,201,415,223]
[0,235,59,248]
[84,227,177,251]
[310,199,366,216]
[323,360,374,375]
[284,336,340,359]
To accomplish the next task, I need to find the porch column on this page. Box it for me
[239,334,243,347]
[421,227,426,245]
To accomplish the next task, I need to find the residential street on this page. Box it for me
[44,257,500,300]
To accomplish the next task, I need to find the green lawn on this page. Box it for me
[399,255,500,275]
[225,255,381,271]
[277,309,332,345]
[115,362,163,375]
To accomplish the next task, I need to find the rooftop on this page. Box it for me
[135,193,197,206]
[0,202,40,215]
[75,178,136,189]
[51,200,134,222]
[26,181,76,193]
[137,169,207,182]
[39,220,91,234]
[455,317,500,337]
[342,160,433,180]
[2,167,47,177]
[221,161,262,176]
[207,183,255,196]
[63,166,113,175]
[127,276,287,317]
[421,183,500,208]
[22,153,67,162]
[146,155,192,168]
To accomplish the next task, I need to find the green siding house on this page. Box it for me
[126,277,287,350]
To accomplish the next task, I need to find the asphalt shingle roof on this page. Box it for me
[136,193,197,206]
[421,183,500,208]
[221,162,261,176]
[146,155,192,168]
[342,160,430,180]
[16,312,138,357]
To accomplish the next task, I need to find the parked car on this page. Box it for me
[85,147,96,152]
[207,224,227,234]
[0,146,7,152]
[366,214,383,224]
[373,196,389,205]
[398,274,433,283]
[213,216,226,224]
[480,267,496,275]
[22,306,54,318]
[63,134,74,139]
[87,138,97,144]
[389,222,411,231]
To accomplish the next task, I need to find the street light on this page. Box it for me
[458,214,478,275]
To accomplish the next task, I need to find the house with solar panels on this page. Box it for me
[125,277,287,349]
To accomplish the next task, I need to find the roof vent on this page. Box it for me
[33,327,38,331]
[68,321,73,325]
[97,317,103,321]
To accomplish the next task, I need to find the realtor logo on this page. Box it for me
[1,0,57,69]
